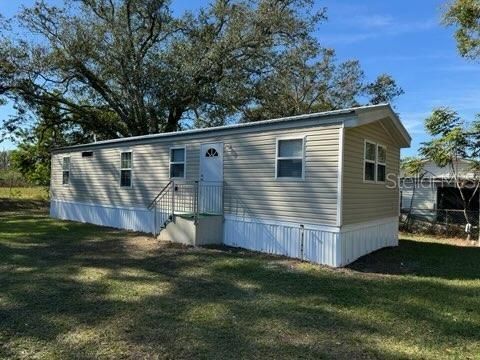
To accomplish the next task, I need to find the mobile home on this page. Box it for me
[50,103,411,267]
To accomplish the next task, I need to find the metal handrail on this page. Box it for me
[194,181,199,224]
[149,180,224,236]
[147,180,173,210]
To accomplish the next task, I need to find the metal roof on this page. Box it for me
[53,103,409,151]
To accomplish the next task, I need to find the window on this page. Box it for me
[276,138,304,179]
[363,141,387,183]
[62,157,70,185]
[120,151,132,187]
[377,145,387,182]
[170,147,186,178]
[364,142,376,182]
[82,151,94,158]
[205,148,219,157]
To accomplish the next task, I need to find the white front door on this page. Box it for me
[200,143,223,183]
[199,143,223,213]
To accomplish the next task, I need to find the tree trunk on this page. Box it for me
[464,207,472,241]
[455,180,472,241]
[165,107,184,132]
[405,182,417,231]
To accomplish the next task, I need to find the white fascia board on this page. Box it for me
[345,104,411,148]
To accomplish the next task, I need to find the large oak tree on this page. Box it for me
[0,0,403,143]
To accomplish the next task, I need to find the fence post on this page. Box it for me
[171,181,175,220]
[153,203,157,237]
[221,182,225,216]
[300,225,305,260]
[445,209,449,237]
[194,181,199,225]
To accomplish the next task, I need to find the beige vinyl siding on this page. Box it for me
[341,120,401,225]
[51,120,343,226]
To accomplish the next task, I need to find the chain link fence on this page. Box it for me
[400,208,479,238]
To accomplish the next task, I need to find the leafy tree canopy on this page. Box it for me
[10,102,91,186]
[419,107,480,237]
[420,107,477,167]
[401,157,425,177]
[444,0,480,59]
[0,0,403,143]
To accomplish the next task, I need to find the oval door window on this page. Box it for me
[205,148,219,157]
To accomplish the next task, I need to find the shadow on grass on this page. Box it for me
[0,207,480,358]
[348,238,480,280]
[0,198,49,212]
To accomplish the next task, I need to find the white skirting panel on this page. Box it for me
[338,217,398,267]
[302,227,341,267]
[50,201,398,267]
[50,200,158,234]
[224,214,398,267]
[224,215,340,266]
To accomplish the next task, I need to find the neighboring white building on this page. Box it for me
[50,104,411,267]
[400,159,479,212]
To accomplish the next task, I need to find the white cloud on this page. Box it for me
[350,14,395,28]
[434,64,480,72]
[363,53,452,63]
[321,16,438,45]
[428,91,480,113]
[321,33,376,44]
[391,19,438,33]
[400,111,429,135]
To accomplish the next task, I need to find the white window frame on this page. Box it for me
[119,150,133,188]
[275,136,306,180]
[62,156,70,186]
[376,144,387,183]
[169,146,186,179]
[363,139,387,184]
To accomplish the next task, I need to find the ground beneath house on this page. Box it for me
[0,199,479,359]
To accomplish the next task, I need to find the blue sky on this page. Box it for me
[1,0,479,157]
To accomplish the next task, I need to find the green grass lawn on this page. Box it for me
[0,201,479,359]
[0,186,49,200]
